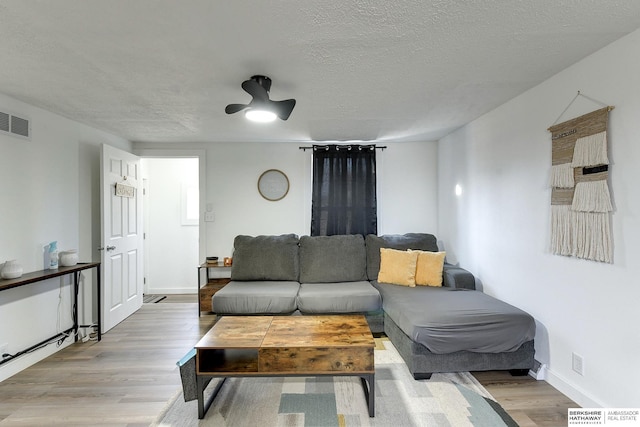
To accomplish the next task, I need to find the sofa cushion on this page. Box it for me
[230,234,300,281]
[296,281,381,313]
[299,234,367,283]
[415,251,446,287]
[365,233,438,281]
[212,280,300,314]
[377,248,418,287]
[373,281,536,354]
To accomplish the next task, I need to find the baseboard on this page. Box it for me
[144,288,197,295]
[545,367,602,408]
[0,338,73,383]
[528,359,548,380]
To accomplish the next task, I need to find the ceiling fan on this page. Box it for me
[225,75,296,122]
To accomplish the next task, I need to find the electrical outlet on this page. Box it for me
[205,212,215,222]
[0,343,8,357]
[572,352,584,376]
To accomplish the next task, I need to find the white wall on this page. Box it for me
[0,93,130,381]
[142,158,199,294]
[204,141,309,258]
[438,29,640,407]
[134,140,439,259]
[378,142,439,235]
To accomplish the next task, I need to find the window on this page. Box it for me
[311,145,377,236]
[181,183,199,226]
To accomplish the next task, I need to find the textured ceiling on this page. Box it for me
[1,1,640,144]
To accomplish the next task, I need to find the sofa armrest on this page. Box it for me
[443,263,476,290]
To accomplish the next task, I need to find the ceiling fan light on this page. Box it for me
[245,108,277,123]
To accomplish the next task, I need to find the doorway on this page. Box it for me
[141,157,199,295]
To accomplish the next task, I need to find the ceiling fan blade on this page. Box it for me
[225,103,249,114]
[241,79,269,102]
[270,99,296,120]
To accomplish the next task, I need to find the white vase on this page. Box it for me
[59,250,78,267]
[1,260,23,279]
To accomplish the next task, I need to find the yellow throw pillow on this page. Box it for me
[414,251,446,287]
[377,248,418,287]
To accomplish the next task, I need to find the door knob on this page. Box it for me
[98,246,116,251]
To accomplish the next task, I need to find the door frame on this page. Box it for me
[133,149,207,291]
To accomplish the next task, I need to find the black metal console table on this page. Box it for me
[0,262,101,366]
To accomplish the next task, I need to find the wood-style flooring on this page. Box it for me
[0,294,577,426]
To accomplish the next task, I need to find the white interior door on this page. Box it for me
[101,144,143,333]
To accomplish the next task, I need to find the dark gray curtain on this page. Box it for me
[311,144,377,236]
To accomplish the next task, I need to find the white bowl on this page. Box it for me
[1,260,23,279]
[59,250,78,267]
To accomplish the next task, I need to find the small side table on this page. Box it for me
[197,262,231,316]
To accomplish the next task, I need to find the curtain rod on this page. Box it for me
[299,145,387,151]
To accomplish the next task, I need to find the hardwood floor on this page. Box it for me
[472,371,577,426]
[0,294,577,426]
[0,299,214,426]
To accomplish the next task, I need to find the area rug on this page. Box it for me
[153,339,517,427]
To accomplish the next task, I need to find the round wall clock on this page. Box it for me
[258,169,290,201]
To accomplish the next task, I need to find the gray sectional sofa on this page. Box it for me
[212,233,536,379]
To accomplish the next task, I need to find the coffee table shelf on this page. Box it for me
[198,349,259,373]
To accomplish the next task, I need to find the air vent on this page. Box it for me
[0,110,30,139]
[11,115,29,138]
[0,112,9,133]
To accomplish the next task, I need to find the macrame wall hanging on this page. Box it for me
[548,92,614,263]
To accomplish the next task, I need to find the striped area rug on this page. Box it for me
[154,338,517,427]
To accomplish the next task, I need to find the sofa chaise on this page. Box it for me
[212,233,536,379]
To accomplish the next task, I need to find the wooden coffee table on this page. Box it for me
[194,315,375,419]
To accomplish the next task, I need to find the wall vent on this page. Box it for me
[0,112,9,133]
[0,110,30,139]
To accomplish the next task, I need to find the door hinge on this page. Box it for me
[144,277,146,284]
[143,232,146,239]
